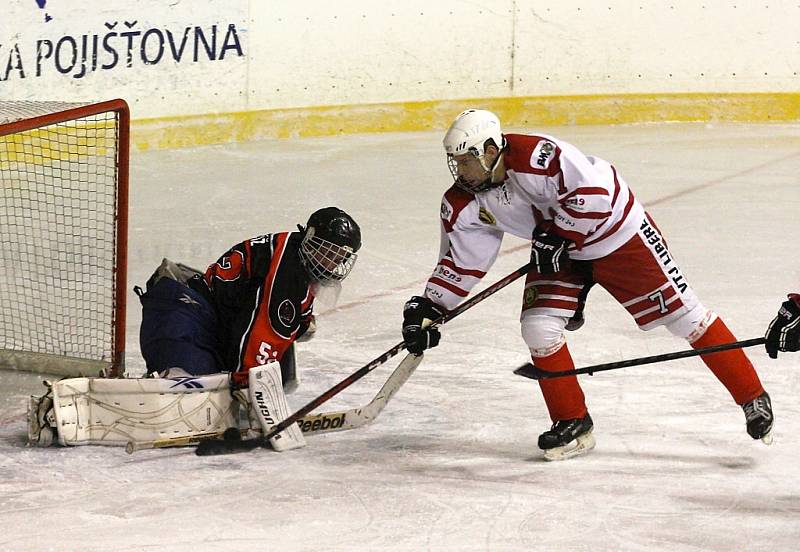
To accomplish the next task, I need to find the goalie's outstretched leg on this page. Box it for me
[247,362,306,451]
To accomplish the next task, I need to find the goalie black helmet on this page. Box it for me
[299,207,361,285]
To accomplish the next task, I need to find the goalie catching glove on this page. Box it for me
[530,223,570,274]
[402,296,445,354]
[765,294,800,358]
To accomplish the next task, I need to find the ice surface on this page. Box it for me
[1,123,799,551]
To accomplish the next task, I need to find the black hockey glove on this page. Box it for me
[531,224,570,274]
[765,294,800,358]
[296,314,316,342]
[402,296,445,355]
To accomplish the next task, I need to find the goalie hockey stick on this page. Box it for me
[513,337,765,380]
[195,262,533,456]
[298,351,422,436]
[125,352,422,454]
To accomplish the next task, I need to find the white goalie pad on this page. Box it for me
[248,363,306,451]
[44,373,237,446]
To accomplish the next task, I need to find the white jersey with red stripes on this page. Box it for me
[425,133,644,311]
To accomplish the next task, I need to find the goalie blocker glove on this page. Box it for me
[765,293,800,358]
[402,296,444,354]
[530,223,570,274]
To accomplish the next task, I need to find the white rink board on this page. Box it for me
[513,2,800,95]
[1,1,798,119]
[1,122,800,551]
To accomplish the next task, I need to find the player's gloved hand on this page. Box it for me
[296,314,316,342]
[765,293,800,358]
[402,296,445,354]
[531,223,570,274]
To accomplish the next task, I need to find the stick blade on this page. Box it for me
[196,436,262,456]
[513,363,545,380]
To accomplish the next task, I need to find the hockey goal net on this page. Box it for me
[0,100,129,377]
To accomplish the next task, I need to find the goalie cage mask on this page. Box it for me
[299,207,361,285]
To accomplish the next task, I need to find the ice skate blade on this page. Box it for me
[542,430,596,461]
[760,431,774,446]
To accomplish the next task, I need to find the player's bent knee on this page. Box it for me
[665,303,717,342]
[521,314,568,357]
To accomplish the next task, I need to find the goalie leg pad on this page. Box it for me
[40,373,237,447]
[248,363,306,451]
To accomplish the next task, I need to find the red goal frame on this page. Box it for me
[0,99,129,376]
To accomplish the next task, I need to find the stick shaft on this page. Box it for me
[126,432,224,454]
[263,262,532,441]
[131,353,423,453]
[196,263,532,454]
[515,337,765,380]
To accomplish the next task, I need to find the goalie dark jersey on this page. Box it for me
[191,231,314,384]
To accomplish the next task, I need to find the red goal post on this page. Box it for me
[0,99,129,377]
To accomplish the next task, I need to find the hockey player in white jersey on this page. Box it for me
[401,109,773,460]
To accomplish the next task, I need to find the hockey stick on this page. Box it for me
[513,337,766,380]
[125,352,422,454]
[125,431,228,454]
[196,262,533,456]
[298,351,422,435]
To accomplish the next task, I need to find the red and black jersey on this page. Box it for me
[191,232,314,383]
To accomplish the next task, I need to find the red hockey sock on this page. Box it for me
[534,343,588,421]
[692,317,764,405]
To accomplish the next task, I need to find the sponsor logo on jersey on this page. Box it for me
[478,207,496,225]
[440,201,453,220]
[278,299,296,326]
[531,140,556,169]
[495,183,511,205]
[425,286,444,300]
[524,286,538,307]
[436,265,462,283]
[297,413,346,433]
[554,212,576,228]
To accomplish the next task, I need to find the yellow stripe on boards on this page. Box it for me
[0,121,117,171]
[129,92,800,151]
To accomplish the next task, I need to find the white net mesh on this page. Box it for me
[0,101,126,375]
[0,101,88,126]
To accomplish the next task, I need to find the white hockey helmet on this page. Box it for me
[443,109,506,193]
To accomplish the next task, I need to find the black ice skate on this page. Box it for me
[538,412,595,461]
[742,391,774,445]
